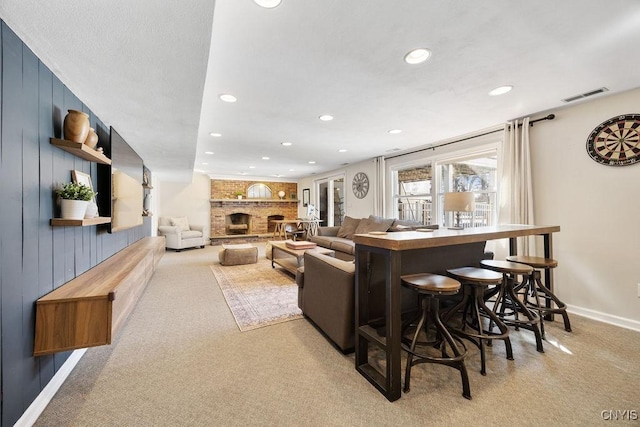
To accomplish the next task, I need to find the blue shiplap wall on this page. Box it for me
[0,20,148,426]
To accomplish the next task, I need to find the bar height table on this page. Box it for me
[353,224,560,402]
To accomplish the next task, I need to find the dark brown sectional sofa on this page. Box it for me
[309,215,434,260]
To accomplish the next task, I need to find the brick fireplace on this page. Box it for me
[210,180,298,237]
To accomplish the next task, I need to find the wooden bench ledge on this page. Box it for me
[34,236,165,356]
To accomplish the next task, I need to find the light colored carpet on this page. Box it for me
[210,258,303,331]
[33,244,640,426]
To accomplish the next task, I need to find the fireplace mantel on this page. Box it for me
[210,198,299,204]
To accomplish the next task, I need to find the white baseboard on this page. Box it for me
[568,305,640,333]
[14,348,87,427]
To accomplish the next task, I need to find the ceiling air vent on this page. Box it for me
[562,87,609,103]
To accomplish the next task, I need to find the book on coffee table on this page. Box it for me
[285,240,317,250]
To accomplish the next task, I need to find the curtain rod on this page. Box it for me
[384,113,555,160]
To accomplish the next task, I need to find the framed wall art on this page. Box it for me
[302,188,310,207]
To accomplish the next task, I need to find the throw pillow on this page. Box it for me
[388,219,423,232]
[170,217,190,232]
[337,216,361,239]
[354,215,394,235]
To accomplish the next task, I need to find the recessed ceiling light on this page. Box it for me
[238,172,247,175]
[249,166,256,169]
[338,149,347,153]
[404,48,431,65]
[281,142,292,146]
[319,115,333,121]
[253,0,281,8]
[205,151,214,155]
[219,93,237,103]
[202,162,208,165]
[289,169,295,172]
[489,85,513,96]
[388,129,402,134]
[308,161,316,164]
[262,156,270,160]
[209,132,222,137]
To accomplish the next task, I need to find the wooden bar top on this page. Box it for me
[353,224,560,251]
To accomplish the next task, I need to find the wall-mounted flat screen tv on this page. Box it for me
[98,127,143,233]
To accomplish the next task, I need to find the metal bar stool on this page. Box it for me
[400,273,471,400]
[480,260,544,352]
[506,255,571,338]
[444,267,513,376]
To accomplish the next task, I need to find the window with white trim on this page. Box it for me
[389,142,499,228]
[436,152,497,228]
[393,163,434,225]
[247,183,271,198]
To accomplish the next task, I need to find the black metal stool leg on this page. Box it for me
[526,272,547,339]
[504,274,544,352]
[470,288,488,376]
[522,270,572,338]
[404,298,428,393]
[533,271,572,332]
[431,299,471,399]
[473,286,513,362]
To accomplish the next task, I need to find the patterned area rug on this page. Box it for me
[210,259,303,331]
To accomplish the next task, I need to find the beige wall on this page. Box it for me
[297,158,379,220]
[157,173,212,239]
[530,88,640,328]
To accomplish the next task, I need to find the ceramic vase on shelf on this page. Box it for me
[63,109,90,143]
[61,199,88,220]
[143,194,151,211]
[84,127,99,149]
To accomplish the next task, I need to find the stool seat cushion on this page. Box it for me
[447,267,502,283]
[506,255,558,269]
[401,273,461,293]
[480,259,533,274]
[218,244,258,266]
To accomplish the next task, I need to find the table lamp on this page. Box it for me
[443,192,475,230]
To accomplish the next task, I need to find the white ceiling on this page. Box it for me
[2,1,640,182]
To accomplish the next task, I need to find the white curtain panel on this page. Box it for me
[498,117,535,255]
[374,156,385,217]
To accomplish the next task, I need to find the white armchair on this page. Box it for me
[158,217,207,251]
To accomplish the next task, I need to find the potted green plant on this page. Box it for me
[56,182,97,219]
[234,191,244,200]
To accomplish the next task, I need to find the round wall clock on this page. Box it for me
[352,172,369,199]
[586,114,640,166]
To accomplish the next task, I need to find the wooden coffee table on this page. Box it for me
[270,241,334,274]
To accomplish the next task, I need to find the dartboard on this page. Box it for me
[352,172,369,199]
[586,114,640,166]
